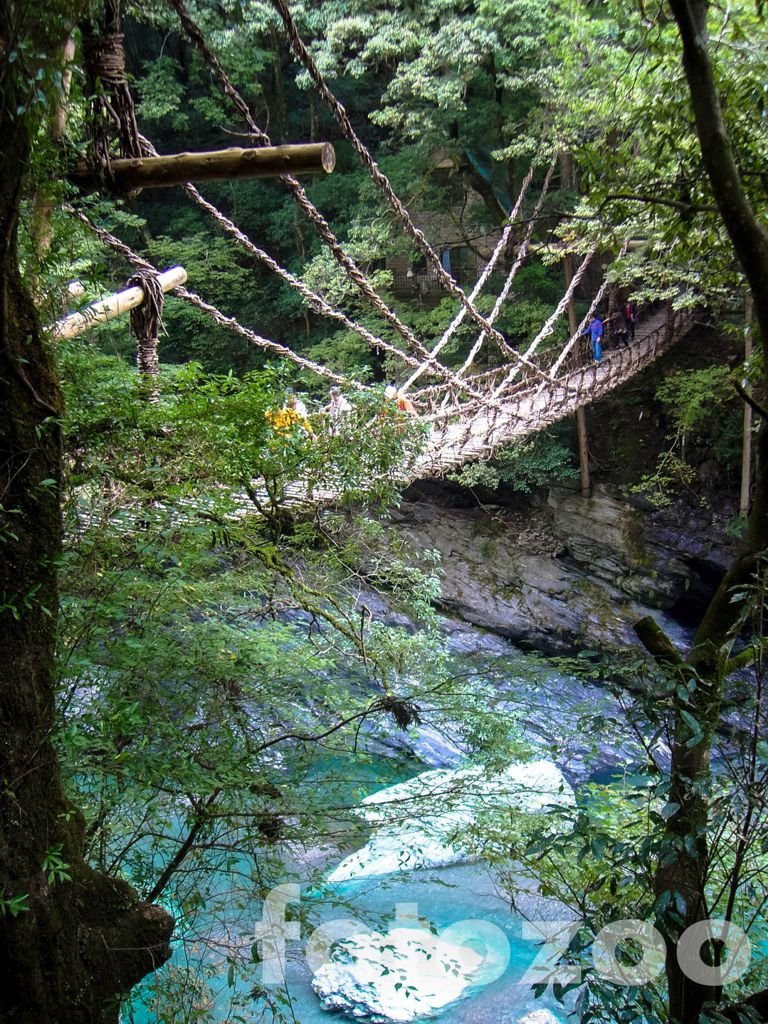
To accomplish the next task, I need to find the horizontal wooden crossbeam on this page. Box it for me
[49,266,187,340]
[69,143,336,193]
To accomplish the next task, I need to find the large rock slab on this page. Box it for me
[382,500,670,653]
[327,760,573,883]
[311,927,486,1022]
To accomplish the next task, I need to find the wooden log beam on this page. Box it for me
[48,266,187,340]
[69,142,336,193]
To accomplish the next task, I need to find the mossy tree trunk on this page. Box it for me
[0,6,173,1021]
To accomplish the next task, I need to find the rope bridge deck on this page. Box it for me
[68,307,694,539]
[416,305,693,477]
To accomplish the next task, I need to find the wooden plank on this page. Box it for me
[49,266,188,340]
[69,142,336,193]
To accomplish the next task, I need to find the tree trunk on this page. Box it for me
[0,11,173,1021]
[647,3,768,1020]
[740,295,754,517]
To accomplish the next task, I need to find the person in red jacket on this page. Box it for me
[384,384,418,418]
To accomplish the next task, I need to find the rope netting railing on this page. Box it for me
[166,0,515,405]
[415,306,691,474]
[414,301,683,424]
[401,161,538,392]
[268,0,557,388]
[491,243,599,399]
[454,158,558,384]
[544,241,631,382]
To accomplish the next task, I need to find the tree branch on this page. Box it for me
[599,192,717,214]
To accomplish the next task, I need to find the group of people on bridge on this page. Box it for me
[266,383,419,437]
[583,300,639,362]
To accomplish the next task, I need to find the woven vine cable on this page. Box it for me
[413,365,513,402]
[174,174,504,403]
[269,0,555,385]
[180,183,422,372]
[68,207,350,384]
[399,162,537,394]
[166,0,467,388]
[456,158,558,381]
[128,269,164,396]
[82,0,150,186]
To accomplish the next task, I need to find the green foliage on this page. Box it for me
[655,365,737,436]
[543,0,768,310]
[144,232,272,372]
[451,429,577,493]
[0,891,30,918]
[632,365,740,505]
[52,328,549,1020]
[137,55,189,128]
[41,844,72,886]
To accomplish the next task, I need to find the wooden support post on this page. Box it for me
[575,406,591,498]
[49,266,187,340]
[564,249,591,498]
[69,142,336,193]
[740,293,754,517]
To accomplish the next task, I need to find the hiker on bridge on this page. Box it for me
[624,299,638,340]
[584,314,604,362]
[613,311,630,347]
[384,384,419,418]
[324,385,352,433]
[266,392,313,434]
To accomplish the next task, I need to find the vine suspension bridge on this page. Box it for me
[54,0,697,500]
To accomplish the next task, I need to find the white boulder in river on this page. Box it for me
[312,926,486,1022]
[328,759,573,883]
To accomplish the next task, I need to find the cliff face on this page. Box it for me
[385,484,736,654]
[384,320,742,655]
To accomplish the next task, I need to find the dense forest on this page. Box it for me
[2,1,768,1023]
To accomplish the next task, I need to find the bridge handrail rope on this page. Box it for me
[432,156,555,409]
[547,273,612,380]
[269,0,557,389]
[400,161,538,393]
[417,306,694,474]
[167,0,511,404]
[167,1,446,371]
[455,160,558,388]
[179,181,422,373]
[73,200,529,417]
[72,182,515,413]
[543,240,631,383]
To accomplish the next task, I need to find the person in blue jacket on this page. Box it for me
[585,314,604,362]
